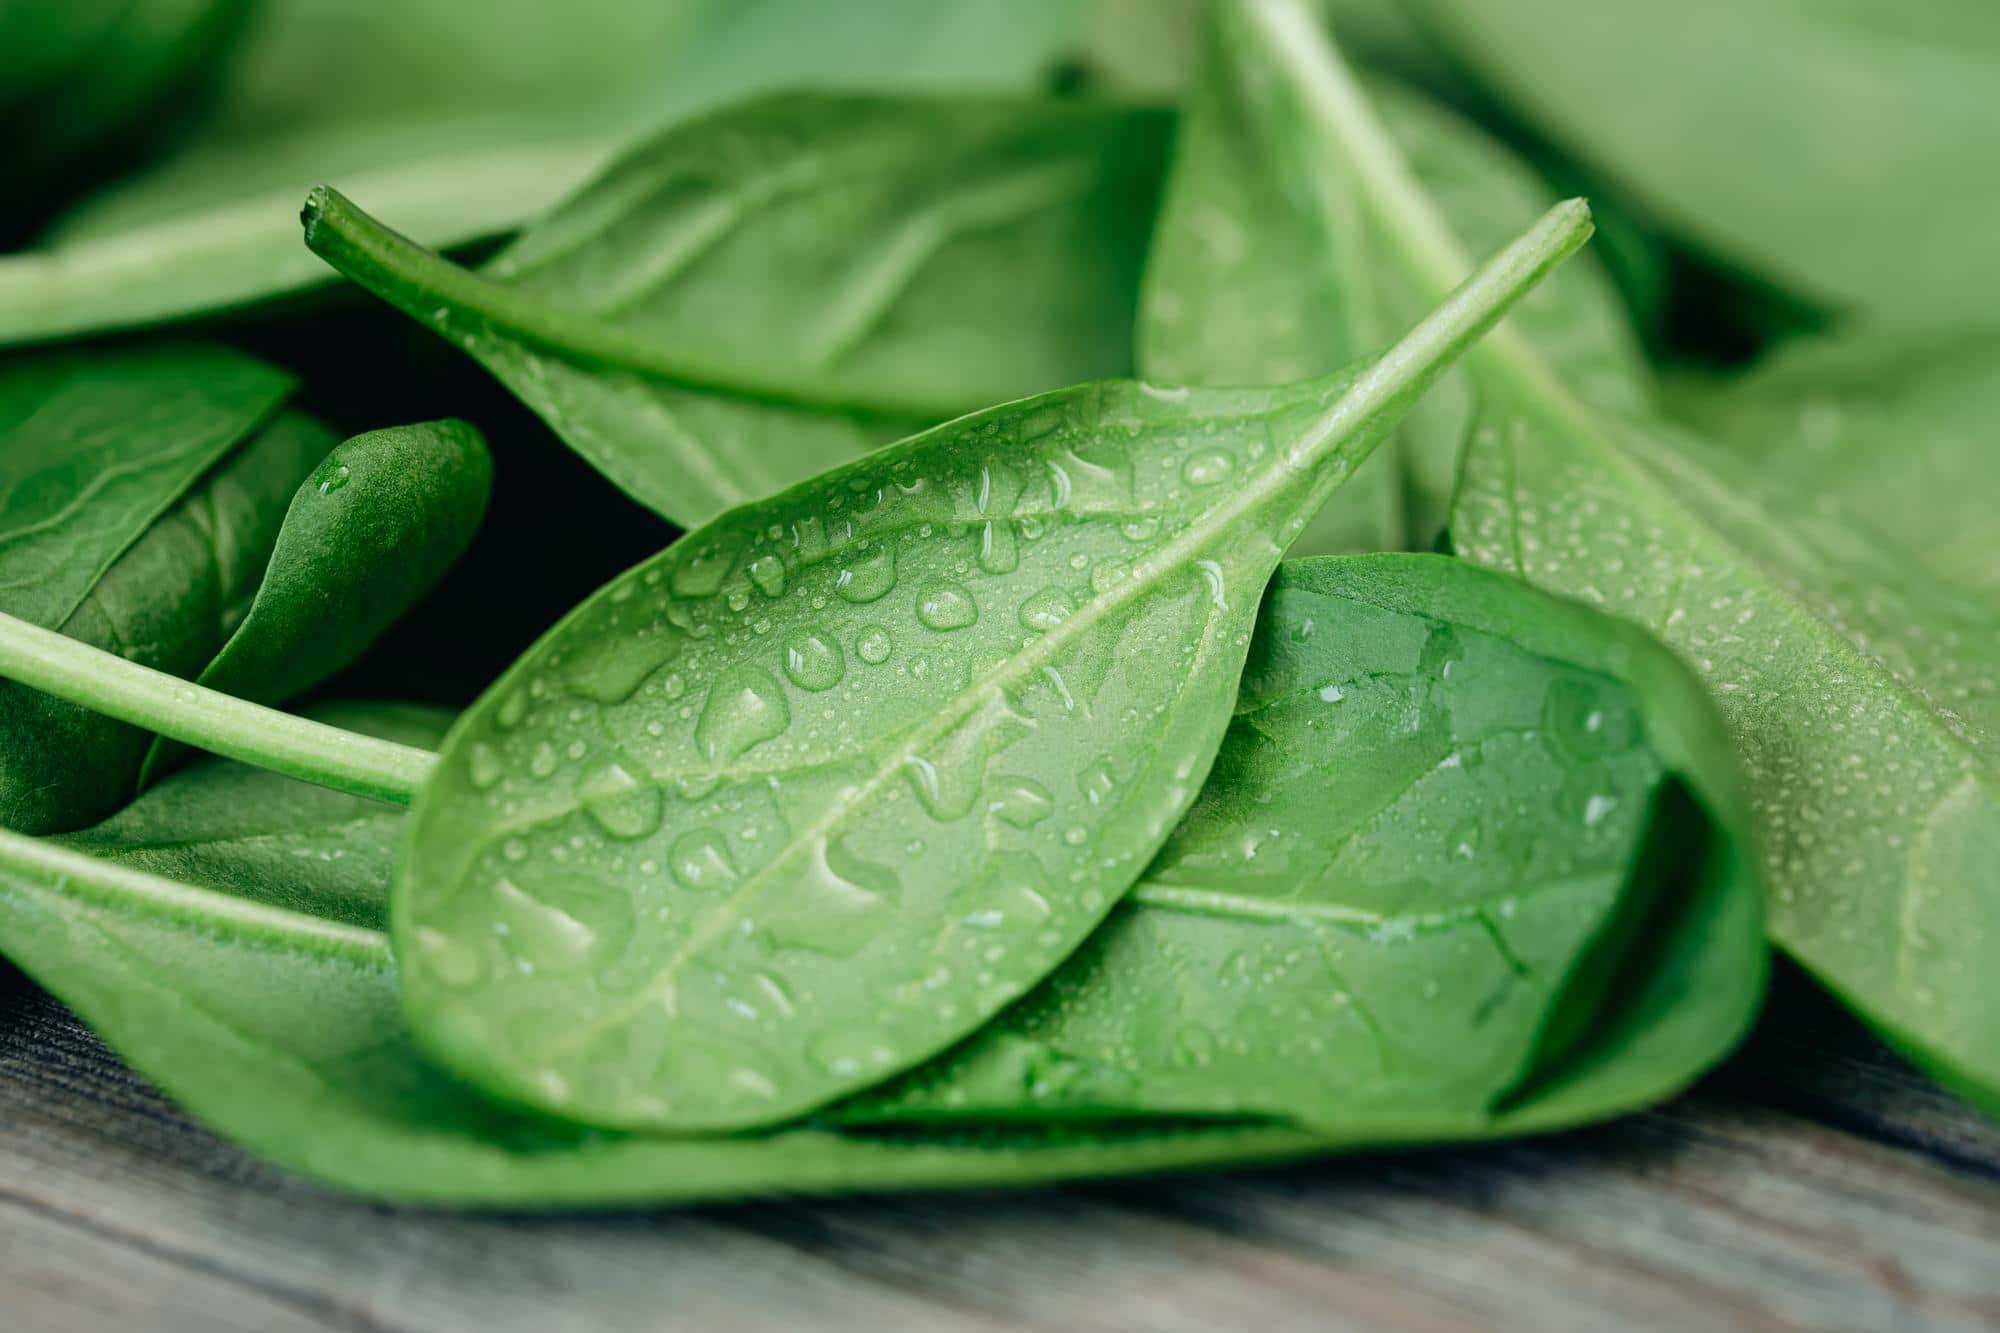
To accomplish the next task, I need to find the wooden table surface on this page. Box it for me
[3,962,1995,1333]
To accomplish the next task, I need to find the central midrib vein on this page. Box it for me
[538,206,1585,1058]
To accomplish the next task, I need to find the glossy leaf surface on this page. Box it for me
[397,204,1591,1132]
[1230,0,2000,1114]
[847,555,1763,1130]
[0,0,1089,345]
[304,95,1172,525]
[1139,11,1648,556]
[1412,0,2000,333]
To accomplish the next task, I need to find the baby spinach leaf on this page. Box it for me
[0,346,489,832]
[1138,13,1649,556]
[65,701,454,929]
[0,0,1091,346]
[0,345,311,832]
[0,817,1334,1203]
[395,202,1591,1133]
[1667,332,2000,596]
[843,554,1764,1131]
[1409,0,2000,334]
[1231,0,2000,1116]
[138,418,492,784]
[302,94,1172,525]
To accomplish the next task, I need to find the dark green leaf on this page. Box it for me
[394,205,1590,1132]
[139,418,492,783]
[0,346,488,833]
[1227,0,2000,1115]
[0,346,316,831]
[0,0,1091,345]
[843,554,1764,1132]
[303,95,1172,525]
[1139,12,1648,557]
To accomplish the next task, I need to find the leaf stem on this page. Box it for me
[0,611,435,805]
[1233,0,1583,408]
[0,826,389,962]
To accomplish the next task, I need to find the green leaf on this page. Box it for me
[138,419,492,784]
[65,701,456,929]
[302,94,1173,526]
[0,346,488,832]
[1409,0,2000,334]
[1667,332,2000,597]
[1137,18,1647,556]
[843,554,1764,1132]
[0,345,314,831]
[394,203,1591,1133]
[1227,0,2000,1115]
[0,0,1092,346]
[0,837,1332,1204]
[0,743,1326,1204]
[0,0,252,232]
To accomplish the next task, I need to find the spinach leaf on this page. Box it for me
[1231,0,2000,1115]
[2,814,1336,1203]
[302,95,1172,525]
[64,701,455,929]
[843,554,1763,1131]
[0,345,308,831]
[0,0,251,236]
[1667,332,2000,596]
[0,0,1091,346]
[1409,0,2000,334]
[394,204,1590,1133]
[1138,22,1647,556]
[137,417,492,784]
[0,346,489,832]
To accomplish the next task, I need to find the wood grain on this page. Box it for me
[2,962,1996,1333]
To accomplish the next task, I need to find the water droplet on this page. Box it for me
[529,742,559,779]
[1543,676,1643,760]
[669,829,738,890]
[315,461,351,495]
[1019,587,1075,632]
[579,759,664,840]
[747,554,787,598]
[835,542,897,603]
[1080,759,1117,806]
[988,776,1054,827]
[495,692,527,730]
[1121,516,1161,543]
[695,666,791,762]
[977,521,1019,574]
[467,741,502,790]
[762,836,900,957]
[809,1026,896,1078]
[856,625,893,664]
[1181,449,1235,487]
[916,582,978,631]
[565,633,678,705]
[671,545,732,597]
[782,631,845,691]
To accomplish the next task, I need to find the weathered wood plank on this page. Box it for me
[2,967,1997,1333]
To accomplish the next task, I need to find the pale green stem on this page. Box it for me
[0,610,435,804]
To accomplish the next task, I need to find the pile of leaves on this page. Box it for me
[0,0,1989,1206]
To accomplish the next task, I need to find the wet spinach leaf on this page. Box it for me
[0,0,1090,346]
[1139,12,1649,558]
[844,554,1763,1131]
[395,203,1590,1132]
[0,345,489,832]
[303,94,1172,525]
[1232,0,2000,1114]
